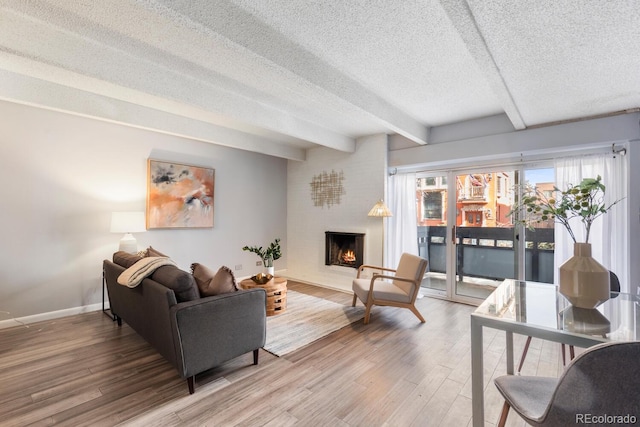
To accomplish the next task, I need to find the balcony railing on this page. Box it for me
[417,226,554,284]
[469,186,485,199]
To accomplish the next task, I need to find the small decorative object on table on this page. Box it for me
[250,273,273,284]
[510,175,622,308]
[242,238,282,276]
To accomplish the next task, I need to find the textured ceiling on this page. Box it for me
[1,0,639,160]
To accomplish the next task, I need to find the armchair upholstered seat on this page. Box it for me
[352,253,428,324]
[495,341,640,426]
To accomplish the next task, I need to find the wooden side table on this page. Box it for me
[240,277,287,316]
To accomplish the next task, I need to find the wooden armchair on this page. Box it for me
[351,253,428,324]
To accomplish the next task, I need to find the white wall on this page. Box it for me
[286,134,388,292]
[4,98,636,326]
[0,100,287,324]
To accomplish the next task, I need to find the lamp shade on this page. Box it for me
[368,200,392,217]
[110,212,146,233]
[110,212,146,253]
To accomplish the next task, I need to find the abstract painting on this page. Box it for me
[147,159,215,228]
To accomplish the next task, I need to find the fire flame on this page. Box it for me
[342,250,356,263]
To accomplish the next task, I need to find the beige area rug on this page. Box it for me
[263,290,365,356]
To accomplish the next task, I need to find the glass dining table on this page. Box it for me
[470,279,640,427]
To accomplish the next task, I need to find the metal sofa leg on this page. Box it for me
[253,349,259,365]
[187,376,195,394]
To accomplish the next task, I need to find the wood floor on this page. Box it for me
[0,282,565,426]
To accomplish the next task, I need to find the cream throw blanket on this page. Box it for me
[117,256,177,288]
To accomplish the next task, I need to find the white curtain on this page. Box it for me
[554,153,628,292]
[387,173,418,269]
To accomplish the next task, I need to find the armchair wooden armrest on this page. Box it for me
[357,264,397,278]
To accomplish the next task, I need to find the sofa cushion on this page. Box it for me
[191,263,238,297]
[151,265,200,302]
[113,251,143,268]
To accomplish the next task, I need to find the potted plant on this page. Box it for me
[509,175,622,308]
[242,238,282,276]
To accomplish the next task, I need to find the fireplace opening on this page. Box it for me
[325,231,364,269]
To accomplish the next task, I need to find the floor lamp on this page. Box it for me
[368,200,392,266]
[368,199,425,298]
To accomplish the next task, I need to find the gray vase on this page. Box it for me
[559,242,610,308]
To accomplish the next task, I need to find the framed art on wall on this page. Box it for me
[147,159,215,229]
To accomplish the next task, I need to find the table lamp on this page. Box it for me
[110,211,146,253]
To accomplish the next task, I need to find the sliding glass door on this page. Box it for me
[521,168,556,284]
[453,169,518,300]
[416,165,554,303]
[416,175,448,294]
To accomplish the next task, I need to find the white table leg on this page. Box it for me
[506,331,514,375]
[471,317,484,427]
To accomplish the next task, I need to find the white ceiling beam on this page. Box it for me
[438,0,527,130]
[151,0,429,144]
[0,2,352,153]
[0,69,307,161]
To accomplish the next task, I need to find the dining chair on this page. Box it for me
[517,270,620,373]
[495,341,640,427]
[351,253,428,324]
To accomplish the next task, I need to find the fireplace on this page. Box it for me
[325,231,365,269]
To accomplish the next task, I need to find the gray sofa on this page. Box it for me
[103,252,267,394]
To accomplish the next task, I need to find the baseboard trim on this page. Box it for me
[0,303,103,330]
[278,275,352,294]
[0,271,351,330]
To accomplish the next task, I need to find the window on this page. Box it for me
[422,191,443,219]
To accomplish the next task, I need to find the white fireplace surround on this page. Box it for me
[286,135,388,293]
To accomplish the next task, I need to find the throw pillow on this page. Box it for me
[113,251,143,268]
[191,263,238,297]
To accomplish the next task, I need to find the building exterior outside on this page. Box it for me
[416,176,448,227]
[532,182,556,229]
[416,173,515,227]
